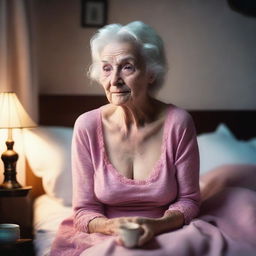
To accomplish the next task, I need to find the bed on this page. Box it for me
[25,95,256,256]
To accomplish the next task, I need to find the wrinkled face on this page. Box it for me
[99,41,153,106]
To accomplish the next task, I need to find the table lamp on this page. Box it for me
[0,92,36,189]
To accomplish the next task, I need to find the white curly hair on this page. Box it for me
[88,21,168,93]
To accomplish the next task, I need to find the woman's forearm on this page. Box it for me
[88,217,111,234]
[153,210,184,235]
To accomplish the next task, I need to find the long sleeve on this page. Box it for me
[72,114,105,233]
[166,112,200,224]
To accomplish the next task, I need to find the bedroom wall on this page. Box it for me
[33,0,256,110]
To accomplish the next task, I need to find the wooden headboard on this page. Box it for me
[39,94,256,139]
[27,94,256,199]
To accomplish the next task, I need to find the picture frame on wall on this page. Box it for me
[81,0,108,27]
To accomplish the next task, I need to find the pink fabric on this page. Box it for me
[50,105,201,256]
[51,164,256,256]
[80,186,256,256]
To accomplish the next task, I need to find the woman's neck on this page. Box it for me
[111,96,160,134]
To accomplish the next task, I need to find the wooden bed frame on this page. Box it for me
[39,94,256,139]
[26,94,256,199]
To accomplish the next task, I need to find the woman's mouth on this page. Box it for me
[112,91,130,94]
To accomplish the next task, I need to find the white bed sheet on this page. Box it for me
[33,194,72,256]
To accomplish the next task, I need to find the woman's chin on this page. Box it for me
[109,93,131,106]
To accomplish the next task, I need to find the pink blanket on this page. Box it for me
[51,165,256,256]
[80,187,256,256]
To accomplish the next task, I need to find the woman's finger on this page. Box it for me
[138,225,153,246]
[115,236,124,246]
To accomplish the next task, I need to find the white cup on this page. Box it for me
[118,222,142,248]
[0,224,20,244]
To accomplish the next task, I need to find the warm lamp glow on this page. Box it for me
[0,92,36,190]
[0,92,36,129]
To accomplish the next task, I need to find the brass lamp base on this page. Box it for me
[0,180,22,189]
[0,140,22,189]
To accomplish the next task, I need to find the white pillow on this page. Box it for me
[23,126,73,206]
[24,124,256,203]
[197,124,256,175]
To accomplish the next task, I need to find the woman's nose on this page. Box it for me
[110,69,123,86]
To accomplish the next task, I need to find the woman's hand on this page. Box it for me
[88,216,155,245]
[88,216,138,235]
[134,211,184,247]
[89,211,184,247]
[106,217,140,235]
[135,217,158,246]
[112,217,156,247]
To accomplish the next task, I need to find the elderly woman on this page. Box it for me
[50,21,200,256]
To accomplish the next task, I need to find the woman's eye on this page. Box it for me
[123,64,135,73]
[102,65,112,73]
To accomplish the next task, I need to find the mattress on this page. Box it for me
[33,194,72,256]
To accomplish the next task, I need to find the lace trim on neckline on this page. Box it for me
[97,106,172,185]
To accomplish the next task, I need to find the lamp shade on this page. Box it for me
[0,92,36,129]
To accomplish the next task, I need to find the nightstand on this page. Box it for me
[0,239,34,256]
[0,187,35,255]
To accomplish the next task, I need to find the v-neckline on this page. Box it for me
[97,105,172,185]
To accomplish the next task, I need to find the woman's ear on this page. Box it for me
[148,72,156,84]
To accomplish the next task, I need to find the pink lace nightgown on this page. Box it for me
[50,104,200,256]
